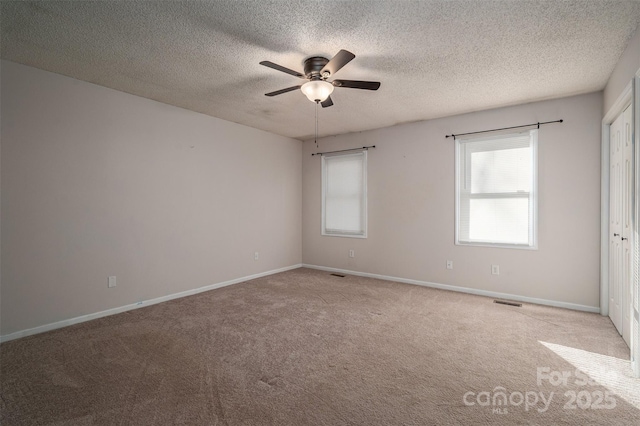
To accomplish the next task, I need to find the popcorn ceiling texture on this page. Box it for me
[1,0,640,140]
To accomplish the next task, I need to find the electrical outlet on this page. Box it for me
[491,265,500,275]
[108,276,116,288]
[446,260,453,270]
[254,252,259,261]
[349,249,355,258]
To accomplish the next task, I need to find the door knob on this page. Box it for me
[614,233,620,237]
[622,237,628,241]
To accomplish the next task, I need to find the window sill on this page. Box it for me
[455,241,538,250]
[322,232,367,239]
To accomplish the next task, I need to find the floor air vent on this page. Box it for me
[494,300,522,307]
[330,273,346,278]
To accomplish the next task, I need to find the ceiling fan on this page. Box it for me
[260,49,380,107]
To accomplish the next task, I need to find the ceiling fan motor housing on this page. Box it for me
[304,57,330,79]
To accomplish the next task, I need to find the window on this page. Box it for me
[455,130,538,248]
[322,151,367,237]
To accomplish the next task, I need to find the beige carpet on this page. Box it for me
[1,267,638,425]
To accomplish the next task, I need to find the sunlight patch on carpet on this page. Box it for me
[539,341,640,410]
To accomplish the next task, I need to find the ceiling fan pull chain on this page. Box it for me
[315,101,319,148]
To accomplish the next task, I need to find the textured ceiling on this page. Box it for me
[2,1,640,140]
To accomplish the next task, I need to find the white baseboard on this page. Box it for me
[302,264,601,314]
[0,264,303,343]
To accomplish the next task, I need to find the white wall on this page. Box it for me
[604,26,640,114]
[303,92,602,310]
[1,61,302,337]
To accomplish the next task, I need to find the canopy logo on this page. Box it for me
[463,388,554,414]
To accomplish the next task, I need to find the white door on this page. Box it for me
[609,105,633,347]
[610,111,624,335]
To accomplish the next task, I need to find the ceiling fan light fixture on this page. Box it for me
[261,50,380,107]
[301,80,334,102]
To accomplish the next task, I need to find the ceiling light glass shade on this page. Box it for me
[301,80,334,102]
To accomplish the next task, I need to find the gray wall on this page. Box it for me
[1,61,302,336]
[303,92,603,310]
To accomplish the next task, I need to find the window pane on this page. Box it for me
[468,198,530,244]
[326,198,361,233]
[327,157,363,198]
[471,147,531,193]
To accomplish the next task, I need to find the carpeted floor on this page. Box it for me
[1,267,639,425]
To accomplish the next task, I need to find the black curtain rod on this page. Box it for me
[311,145,376,156]
[445,119,563,139]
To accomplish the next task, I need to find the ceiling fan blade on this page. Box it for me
[321,96,334,108]
[321,50,355,76]
[332,80,381,90]
[265,85,301,97]
[259,61,304,78]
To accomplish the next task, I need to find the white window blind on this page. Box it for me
[456,130,537,248]
[322,151,367,237]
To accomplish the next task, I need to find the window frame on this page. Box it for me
[321,150,368,238]
[455,130,538,249]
